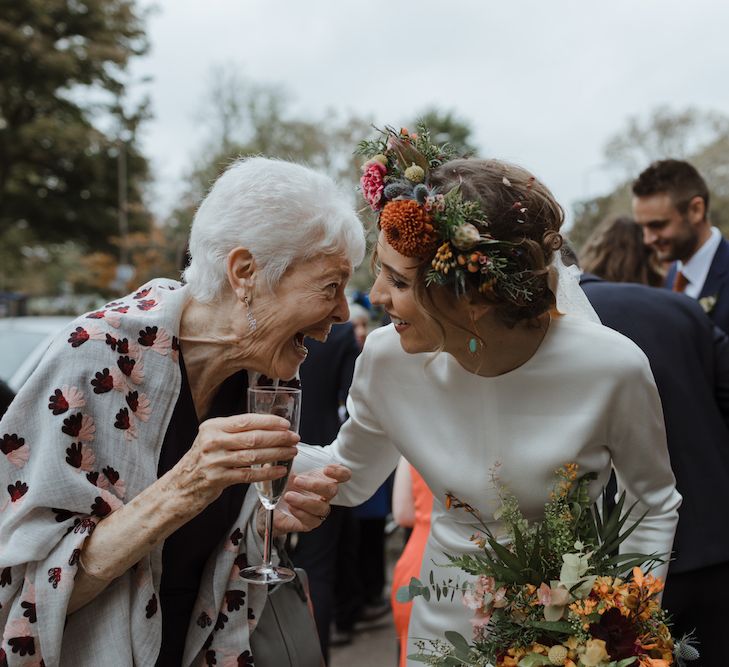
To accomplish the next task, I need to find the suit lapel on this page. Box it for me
[699,237,729,299]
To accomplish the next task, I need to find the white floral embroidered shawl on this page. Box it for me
[0,279,269,667]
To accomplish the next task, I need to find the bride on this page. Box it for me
[293,127,680,664]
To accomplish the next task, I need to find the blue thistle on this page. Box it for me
[383,181,413,200]
[412,184,433,205]
[674,632,700,665]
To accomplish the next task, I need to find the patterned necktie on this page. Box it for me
[672,270,689,293]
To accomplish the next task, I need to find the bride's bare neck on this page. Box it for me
[444,311,551,377]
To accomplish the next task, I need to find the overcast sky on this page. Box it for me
[130,0,729,225]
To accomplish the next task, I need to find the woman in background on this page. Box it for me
[580,215,664,285]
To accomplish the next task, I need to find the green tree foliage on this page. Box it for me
[167,65,375,288]
[571,107,729,249]
[0,0,151,294]
[412,108,479,156]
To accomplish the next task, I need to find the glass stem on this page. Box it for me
[262,507,274,567]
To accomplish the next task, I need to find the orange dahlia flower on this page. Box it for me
[379,200,439,258]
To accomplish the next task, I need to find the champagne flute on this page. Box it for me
[240,385,301,584]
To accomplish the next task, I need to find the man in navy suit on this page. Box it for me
[632,159,729,333]
[577,266,729,664]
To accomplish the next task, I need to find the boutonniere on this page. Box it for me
[699,294,718,314]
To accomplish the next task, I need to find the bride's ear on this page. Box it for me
[226,247,257,299]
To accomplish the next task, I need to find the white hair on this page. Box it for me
[183,156,366,302]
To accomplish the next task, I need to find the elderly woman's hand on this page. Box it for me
[171,413,300,514]
[258,464,352,536]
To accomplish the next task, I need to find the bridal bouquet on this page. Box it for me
[400,465,699,667]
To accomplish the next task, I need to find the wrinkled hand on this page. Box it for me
[171,413,299,515]
[256,465,352,536]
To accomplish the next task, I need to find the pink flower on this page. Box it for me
[463,575,507,636]
[492,585,507,608]
[537,582,572,621]
[360,161,387,211]
[470,607,493,629]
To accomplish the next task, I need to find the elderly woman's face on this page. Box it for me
[256,252,352,379]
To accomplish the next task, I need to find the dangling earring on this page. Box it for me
[243,296,257,332]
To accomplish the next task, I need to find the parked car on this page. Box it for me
[0,317,71,395]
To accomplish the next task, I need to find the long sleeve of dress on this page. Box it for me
[607,347,681,583]
[293,334,401,506]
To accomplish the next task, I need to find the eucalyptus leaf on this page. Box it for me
[445,631,470,652]
[525,619,574,633]
[518,654,552,666]
[396,585,414,603]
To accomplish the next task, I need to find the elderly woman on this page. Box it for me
[0,158,365,666]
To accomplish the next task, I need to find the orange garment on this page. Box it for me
[391,467,434,667]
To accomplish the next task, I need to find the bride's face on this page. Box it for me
[369,232,441,354]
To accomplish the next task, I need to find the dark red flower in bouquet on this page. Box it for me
[589,607,638,659]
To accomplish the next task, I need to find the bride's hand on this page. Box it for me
[257,465,352,536]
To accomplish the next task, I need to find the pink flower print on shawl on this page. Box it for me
[114,407,138,441]
[116,354,144,386]
[137,325,172,356]
[67,324,104,348]
[0,434,29,469]
[90,368,115,394]
[85,470,109,491]
[90,490,123,518]
[126,391,151,422]
[3,480,29,512]
[61,412,95,442]
[102,466,126,499]
[2,618,37,659]
[19,579,37,624]
[65,442,96,472]
[86,308,127,329]
[104,333,130,353]
[48,385,85,415]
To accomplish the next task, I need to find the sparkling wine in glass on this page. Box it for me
[240,386,301,585]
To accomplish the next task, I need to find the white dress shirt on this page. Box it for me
[678,226,722,298]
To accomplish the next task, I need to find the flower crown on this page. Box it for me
[357,125,539,305]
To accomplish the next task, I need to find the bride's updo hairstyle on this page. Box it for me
[358,127,563,340]
[424,158,564,327]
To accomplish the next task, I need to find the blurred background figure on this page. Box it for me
[349,303,370,351]
[632,159,729,333]
[579,215,664,286]
[566,226,729,663]
[294,318,361,664]
[391,459,433,667]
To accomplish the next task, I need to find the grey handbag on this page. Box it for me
[249,563,325,667]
